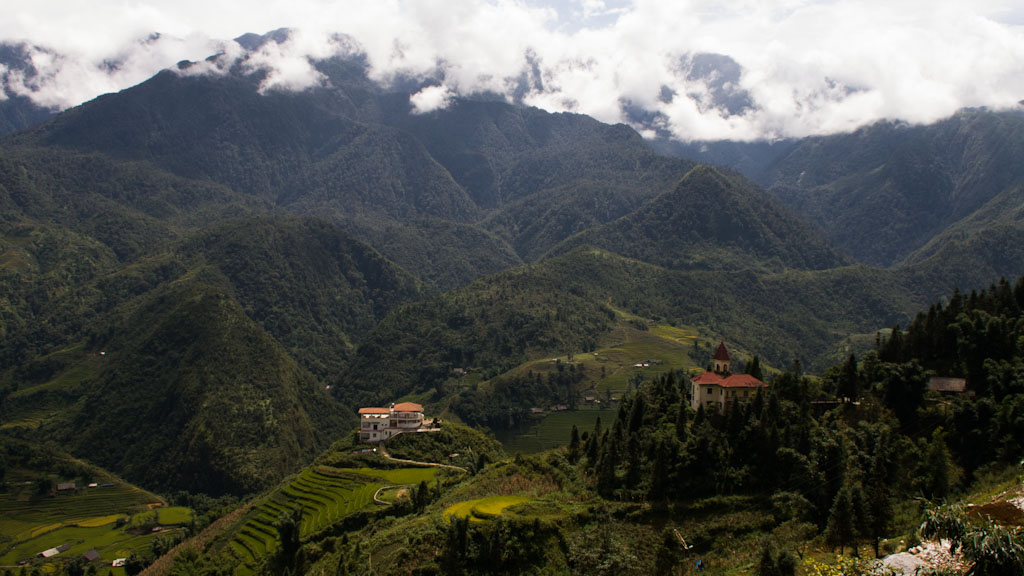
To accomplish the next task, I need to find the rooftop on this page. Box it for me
[712,341,731,361]
[692,371,767,388]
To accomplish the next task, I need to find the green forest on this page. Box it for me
[134,280,1024,576]
[2,49,1024,575]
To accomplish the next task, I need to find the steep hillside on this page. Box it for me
[550,165,847,272]
[482,180,668,262]
[181,216,423,379]
[7,275,352,496]
[761,110,1024,268]
[390,99,690,210]
[1,214,425,495]
[342,216,522,291]
[15,70,480,223]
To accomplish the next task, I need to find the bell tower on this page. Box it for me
[712,341,731,375]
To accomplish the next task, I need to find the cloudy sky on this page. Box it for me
[2,0,1023,141]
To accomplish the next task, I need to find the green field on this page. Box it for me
[156,506,194,525]
[491,317,709,454]
[0,481,183,568]
[496,410,605,454]
[504,316,703,401]
[228,466,435,575]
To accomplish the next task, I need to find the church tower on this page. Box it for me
[712,341,731,375]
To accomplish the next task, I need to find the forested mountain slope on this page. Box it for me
[550,165,847,272]
[338,247,919,407]
[750,110,1024,272]
[1,212,417,494]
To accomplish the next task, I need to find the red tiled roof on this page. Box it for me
[393,402,423,412]
[720,374,767,388]
[692,372,724,385]
[712,341,731,361]
[358,407,390,415]
[691,372,766,388]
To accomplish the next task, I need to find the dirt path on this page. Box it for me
[373,485,412,505]
[377,446,468,473]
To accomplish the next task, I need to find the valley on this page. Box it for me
[0,31,1022,575]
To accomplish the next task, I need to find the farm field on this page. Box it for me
[0,481,184,569]
[443,496,533,522]
[496,410,605,454]
[504,317,704,402]
[228,466,436,575]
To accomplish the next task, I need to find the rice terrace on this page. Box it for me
[0,478,190,570]
[227,466,437,575]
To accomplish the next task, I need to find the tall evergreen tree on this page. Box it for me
[836,354,860,401]
[676,400,689,442]
[744,356,764,381]
[923,428,952,500]
[823,484,857,555]
[568,424,581,464]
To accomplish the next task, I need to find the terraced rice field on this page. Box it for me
[0,483,156,537]
[0,483,179,566]
[229,467,435,575]
[443,496,533,522]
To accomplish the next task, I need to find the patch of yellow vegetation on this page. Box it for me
[471,496,531,518]
[648,324,698,344]
[443,500,479,521]
[443,496,532,522]
[77,514,125,527]
[30,522,63,537]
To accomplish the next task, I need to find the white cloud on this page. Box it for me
[410,84,454,114]
[1,0,1023,140]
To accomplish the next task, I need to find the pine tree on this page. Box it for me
[823,484,857,555]
[568,424,581,464]
[586,417,602,467]
[628,393,646,434]
[676,400,689,442]
[744,356,764,381]
[596,440,618,498]
[276,504,304,568]
[865,433,895,558]
[836,354,860,401]
[923,428,952,500]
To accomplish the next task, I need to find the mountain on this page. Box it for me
[5,32,1020,501]
[338,247,918,408]
[549,165,847,272]
[663,110,1024,278]
[179,216,423,379]
[2,212,421,494]
[60,276,350,496]
[389,99,690,210]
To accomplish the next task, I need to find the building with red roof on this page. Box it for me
[689,342,767,413]
[358,402,431,442]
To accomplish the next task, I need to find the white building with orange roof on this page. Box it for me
[689,342,767,413]
[358,401,429,442]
